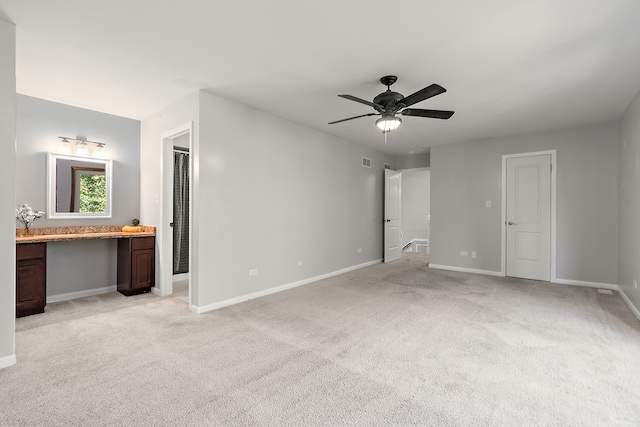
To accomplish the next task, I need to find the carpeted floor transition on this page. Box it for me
[2,253,640,426]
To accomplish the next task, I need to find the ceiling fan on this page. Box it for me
[329,75,454,133]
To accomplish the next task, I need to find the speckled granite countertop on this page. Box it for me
[16,226,156,244]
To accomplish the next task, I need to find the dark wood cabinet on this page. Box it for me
[16,243,47,317]
[117,237,155,296]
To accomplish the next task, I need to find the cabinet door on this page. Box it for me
[131,249,154,290]
[16,258,46,316]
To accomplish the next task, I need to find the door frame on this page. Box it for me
[156,122,193,303]
[500,150,556,281]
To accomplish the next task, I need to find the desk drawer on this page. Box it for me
[131,236,155,251]
[17,243,46,261]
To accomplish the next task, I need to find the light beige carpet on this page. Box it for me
[1,255,639,426]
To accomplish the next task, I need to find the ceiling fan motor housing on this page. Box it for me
[373,91,405,112]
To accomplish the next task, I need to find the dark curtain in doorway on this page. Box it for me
[173,151,189,274]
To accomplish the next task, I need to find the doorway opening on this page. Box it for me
[159,123,193,306]
[384,167,431,264]
[172,141,190,304]
[399,167,431,264]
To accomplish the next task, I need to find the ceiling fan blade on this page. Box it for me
[401,109,455,119]
[328,113,379,125]
[397,84,446,108]
[338,94,384,110]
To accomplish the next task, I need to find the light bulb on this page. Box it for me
[58,138,71,153]
[76,141,89,156]
[94,143,105,157]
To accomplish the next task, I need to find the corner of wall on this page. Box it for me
[0,18,16,368]
[617,88,640,319]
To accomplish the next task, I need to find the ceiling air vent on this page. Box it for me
[362,157,371,168]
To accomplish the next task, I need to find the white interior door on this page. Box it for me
[384,169,402,263]
[506,154,551,281]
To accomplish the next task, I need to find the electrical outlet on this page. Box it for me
[634,279,638,289]
[471,251,477,259]
[298,260,302,266]
[249,268,258,276]
[460,251,468,257]
[357,248,362,253]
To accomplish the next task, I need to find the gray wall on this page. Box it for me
[400,169,430,245]
[431,123,619,285]
[0,18,16,368]
[16,95,141,299]
[196,91,394,306]
[140,90,394,309]
[618,89,640,313]
[395,152,430,169]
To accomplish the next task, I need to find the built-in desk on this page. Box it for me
[16,226,156,317]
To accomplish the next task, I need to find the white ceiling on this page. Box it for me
[2,0,640,156]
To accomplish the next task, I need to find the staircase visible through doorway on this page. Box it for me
[402,239,429,254]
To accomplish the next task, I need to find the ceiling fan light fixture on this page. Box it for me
[376,116,402,133]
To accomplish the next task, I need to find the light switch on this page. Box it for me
[485,200,491,208]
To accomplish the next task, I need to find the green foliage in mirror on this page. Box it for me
[79,174,107,213]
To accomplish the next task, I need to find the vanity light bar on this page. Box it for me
[57,136,107,157]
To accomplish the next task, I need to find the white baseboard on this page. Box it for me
[193,259,382,314]
[428,265,622,294]
[618,288,640,322]
[151,287,168,297]
[428,264,503,277]
[552,278,618,291]
[0,353,16,370]
[173,273,189,282]
[47,285,117,303]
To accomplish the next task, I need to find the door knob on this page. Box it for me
[507,221,516,225]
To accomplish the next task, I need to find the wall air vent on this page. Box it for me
[362,157,371,168]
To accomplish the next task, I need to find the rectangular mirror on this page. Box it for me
[47,152,113,219]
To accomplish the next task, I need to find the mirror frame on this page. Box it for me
[47,152,113,219]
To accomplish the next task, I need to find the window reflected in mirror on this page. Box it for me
[74,168,107,213]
